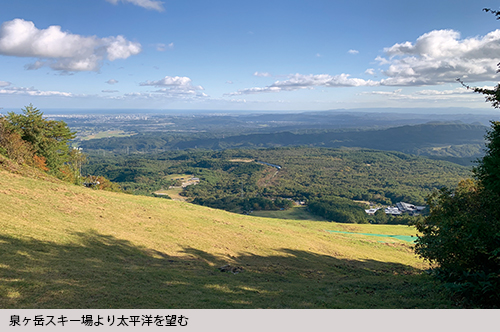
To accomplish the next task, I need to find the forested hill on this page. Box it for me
[78,122,487,165]
[173,123,486,152]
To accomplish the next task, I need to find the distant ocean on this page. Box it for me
[0,108,294,116]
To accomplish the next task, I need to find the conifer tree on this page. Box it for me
[5,104,76,174]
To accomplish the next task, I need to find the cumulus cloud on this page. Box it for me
[225,28,500,98]
[139,75,207,99]
[0,19,141,72]
[254,72,272,77]
[106,79,118,84]
[377,29,500,86]
[105,0,165,12]
[140,75,202,89]
[273,73,378,90]
[348,49,359,54]
[0,81,11,87]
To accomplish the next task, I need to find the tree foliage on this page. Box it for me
[0,105,110,187]
[414,9,500,306]
[4,104,76,175]
[414,160,500,306]
[0,116,38,167]
[308,197,369,224]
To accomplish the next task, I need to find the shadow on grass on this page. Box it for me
[0,231,453,309]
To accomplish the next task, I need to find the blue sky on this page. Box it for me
[1,0,500,112]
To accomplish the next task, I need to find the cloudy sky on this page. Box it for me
[1,0,500,111]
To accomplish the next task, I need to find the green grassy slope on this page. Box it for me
[0,166,453,308]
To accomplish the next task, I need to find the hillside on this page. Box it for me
[79,122,487,166]
[0,162,454,308]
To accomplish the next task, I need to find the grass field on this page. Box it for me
[163,174,191,181]
[154,187,185,200]
[250,206,328,221]
[0,168,454,308]
[154,174,195,200]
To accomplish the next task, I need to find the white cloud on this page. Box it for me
[106,79,118,84]
[0,85,73,97]
[122,90,208,100]
[226,73,379,96]
[374,55,390,65]
[138,75,207,99]
[104,35,141,61]
[367,89,402,96]
[140,76,202,89]
[377,29,500,86]
[105,0,165,12]
[226,81,233,84]
[0,81,11,87]
[225,86,281,96]
[365,68,376,76]
[225,28,500,98]
[102,89,119,93]
[153,88,208,97]
[271,73,378,90]
[0,19,141,72]
[254,71,272,77]
[414,87,470,95]
[363,87,484,103]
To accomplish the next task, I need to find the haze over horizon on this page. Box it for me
[1,0,500,112]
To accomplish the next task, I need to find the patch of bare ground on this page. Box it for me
[229,159,254,163]
[338,224,363,232]
[257,168,280,188]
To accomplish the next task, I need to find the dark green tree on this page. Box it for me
[6,104,76,175]
[373,208,388,224]
[473,121,500,194]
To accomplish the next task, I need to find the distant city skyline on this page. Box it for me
[1,0,500,111]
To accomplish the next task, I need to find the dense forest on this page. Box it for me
[83,147,469,223]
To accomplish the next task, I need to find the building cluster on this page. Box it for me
[168,177,200,189]
[365,202,426,216]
